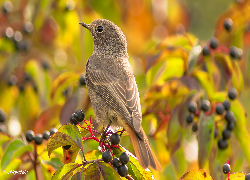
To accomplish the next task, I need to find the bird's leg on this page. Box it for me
[99,119,113,147]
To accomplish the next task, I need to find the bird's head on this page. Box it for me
[80,19,128,57]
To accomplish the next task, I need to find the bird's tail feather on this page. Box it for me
[123,123,162,171]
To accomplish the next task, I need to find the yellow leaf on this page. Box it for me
[180,169,213,180]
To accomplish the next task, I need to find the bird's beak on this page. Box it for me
[79,22,89,29]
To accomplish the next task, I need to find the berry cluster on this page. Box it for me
[102,151,129,177]
[186,88,238,150]
[202,18,242,61]
[70,109,85,125]
[216,88,237,150]
[2,1,33,52]
[186,100,211,132]
[25,128,57,145]
[101,133,129,177]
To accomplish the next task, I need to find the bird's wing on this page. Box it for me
[87,69,143,137]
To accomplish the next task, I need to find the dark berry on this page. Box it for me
[42,61,50,70]
[79,75,86,86]
[120,152,129,164]
[74,109,85,122]
[110,133,120,145]
[118,164,128,177]
[223,100,231,110]
[214,128,219,138]
[42,131,50,140]
[24,22,34,34]
[202,45,210,56]
[14,31,22,42]
[192,123,198,132]
[16,40,30,51]
[24,73,31,82]
[186,114,194,124]
[8,75,17,86]
[34,134,43,145]
[0,109,6,123]
[5,27,14,39]
[112,157,120,168]
[224,18,233,32]
[229,46,239,59]
[228,88,237,100]
[218,139,228,149]
[25,130,35,142]
[222,129,231,140]
[215,104,225,115]
[210,37,219,49]
[19,85,25,92]
[63,145,71,150]
[2,1,13,14]
[227,121,235,131]
[102,151,112,163]
[246,173,250,180]
[49,128,57,136]
[225,111,235,122]
[188,102,197,114]
[70,113,77,125]
[223,163,231,174]
[201,100,210,112]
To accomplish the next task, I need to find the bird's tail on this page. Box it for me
[123,123,162,171]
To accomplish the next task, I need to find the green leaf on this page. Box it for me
[231,62,244,94]
[40,159,53,180]
[83,164,100,180]
[187,44,201,74]
[178,90,197,127]
[171,147,187,178]
[51,163,81,180]
[146,57,184,86]
[192,70,214,98]
[50,71,80,102]
[99,162,122,180]
[84,150,102,161]
[1,158,22,180]
[72,170,84,180]
[167,106,182,155]
[0,132,13,145]
[231,100,250,166]
[210,91,227,102]
[198,113,215,168]
[44,157,63,170]
[47,124,83,157]
[1,139,33,171]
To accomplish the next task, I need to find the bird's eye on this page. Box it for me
[96,26,103,33]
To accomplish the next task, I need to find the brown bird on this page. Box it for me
[80,19,162,171]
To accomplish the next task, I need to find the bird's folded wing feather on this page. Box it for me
[87,69,143,137]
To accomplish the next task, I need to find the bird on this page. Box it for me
[79,19,162,171]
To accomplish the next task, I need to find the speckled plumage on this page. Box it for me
[80,19,161,171]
